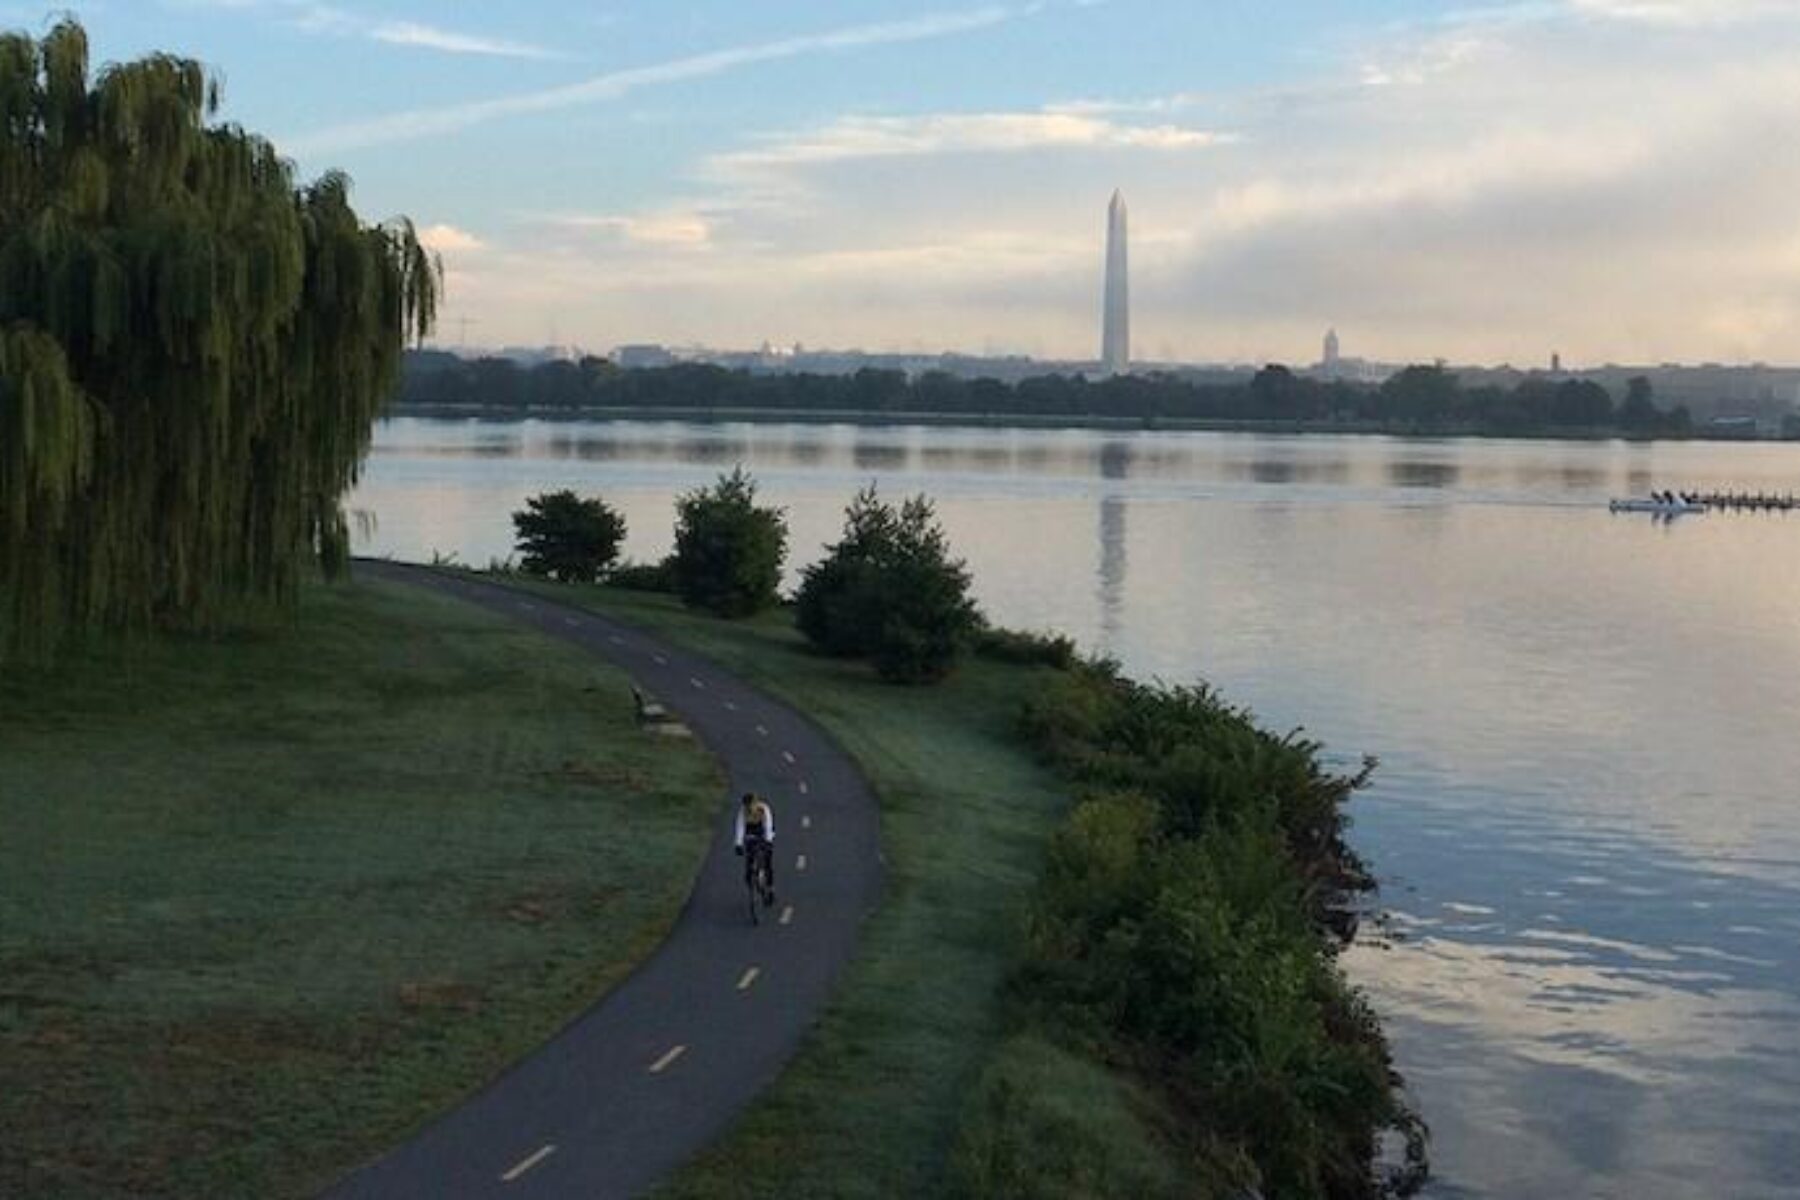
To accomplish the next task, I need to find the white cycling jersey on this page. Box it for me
[734,800,775,847]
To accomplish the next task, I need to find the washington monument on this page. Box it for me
[1102,189,1130,375]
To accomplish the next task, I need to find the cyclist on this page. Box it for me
[734,791,776,900]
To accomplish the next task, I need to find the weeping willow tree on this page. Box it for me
[0,19,438,660]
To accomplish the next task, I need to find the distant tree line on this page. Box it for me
[401,352,1695,435]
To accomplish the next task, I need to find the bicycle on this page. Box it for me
[743,836,775,924]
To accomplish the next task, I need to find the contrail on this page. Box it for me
[286,6,1025,156]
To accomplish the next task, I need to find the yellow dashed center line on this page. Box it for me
[648,1044,687,1074]
[500,1144,556,1182]
[736,967,761,991]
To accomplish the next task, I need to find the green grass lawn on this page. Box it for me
[0,578,721,1199]
[502,577,1076,1199]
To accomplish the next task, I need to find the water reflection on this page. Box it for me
[1346,794,1800,1199]
[1389,459,1463,489]
[784,427,828,466]
[850,427,907,470]
[687,430,748,465]
[1555,465,1609,491]
[1098,441,1131,644]
[352,419,1800,1200]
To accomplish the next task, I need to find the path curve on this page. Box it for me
[328,562,883,1199]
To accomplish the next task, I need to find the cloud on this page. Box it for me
[166,1,562,59]
[545,211,714,247]
[286,6,1030,155]
[416,224,486,253]
[1566,0,1795,25]
[712,111,1228,174]
[409,0,1800,366]
[1043,93,1207,116]
[362,20,563,60]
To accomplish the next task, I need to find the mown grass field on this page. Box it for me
[502,577,1079,1199]
[0,578,720,1198]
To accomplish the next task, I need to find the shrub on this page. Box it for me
[795,486,982,683]
[671,467,787,616]
[1020,669,1373,903]
[606,556,677,593]
[1000,661,1427,1199]
[511,490,626,583]
[972,626,1078,670]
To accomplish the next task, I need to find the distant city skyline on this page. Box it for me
[22,1,1800,366]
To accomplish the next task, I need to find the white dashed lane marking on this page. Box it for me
[691,677,706,690]
[796,854,808,872]
[564,617,580,627]
[653,654,667,666]
[802,815,811,830]
[779,906,795,925]
[724,700,738,711]
[608,635,624,645]
[755,724,768,737]
[649,1045,687,1074]
[798,780,809,795]
[782,750,795,765]
[500,1144,556,1183]
[736,967,761,991]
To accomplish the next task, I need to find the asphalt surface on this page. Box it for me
[328,562,883,1199]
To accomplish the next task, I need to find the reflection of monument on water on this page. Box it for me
[1097,440,1131,644]
[851,427,911,471]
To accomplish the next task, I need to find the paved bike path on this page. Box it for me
[329,562,883,1199]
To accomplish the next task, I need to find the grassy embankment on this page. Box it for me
[0,579,720,1198]
[507,577,1421,1200]
[500,577,1089,1198]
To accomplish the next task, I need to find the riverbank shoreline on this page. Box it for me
[1,556,1421,1196]
[384,401,1790,444]
[488,571,1422,1198]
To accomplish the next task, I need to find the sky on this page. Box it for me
[6,0,1800,366]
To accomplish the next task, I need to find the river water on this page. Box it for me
[351,419,1800,1199]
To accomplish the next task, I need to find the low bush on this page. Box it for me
[606,556,677,593]
[971,626,1078,670]
[980,661,1426,1199]
[1019,669,1374,904]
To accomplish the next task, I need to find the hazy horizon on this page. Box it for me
[18,1,1800,366]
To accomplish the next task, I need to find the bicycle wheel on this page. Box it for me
[746,855,760,924]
